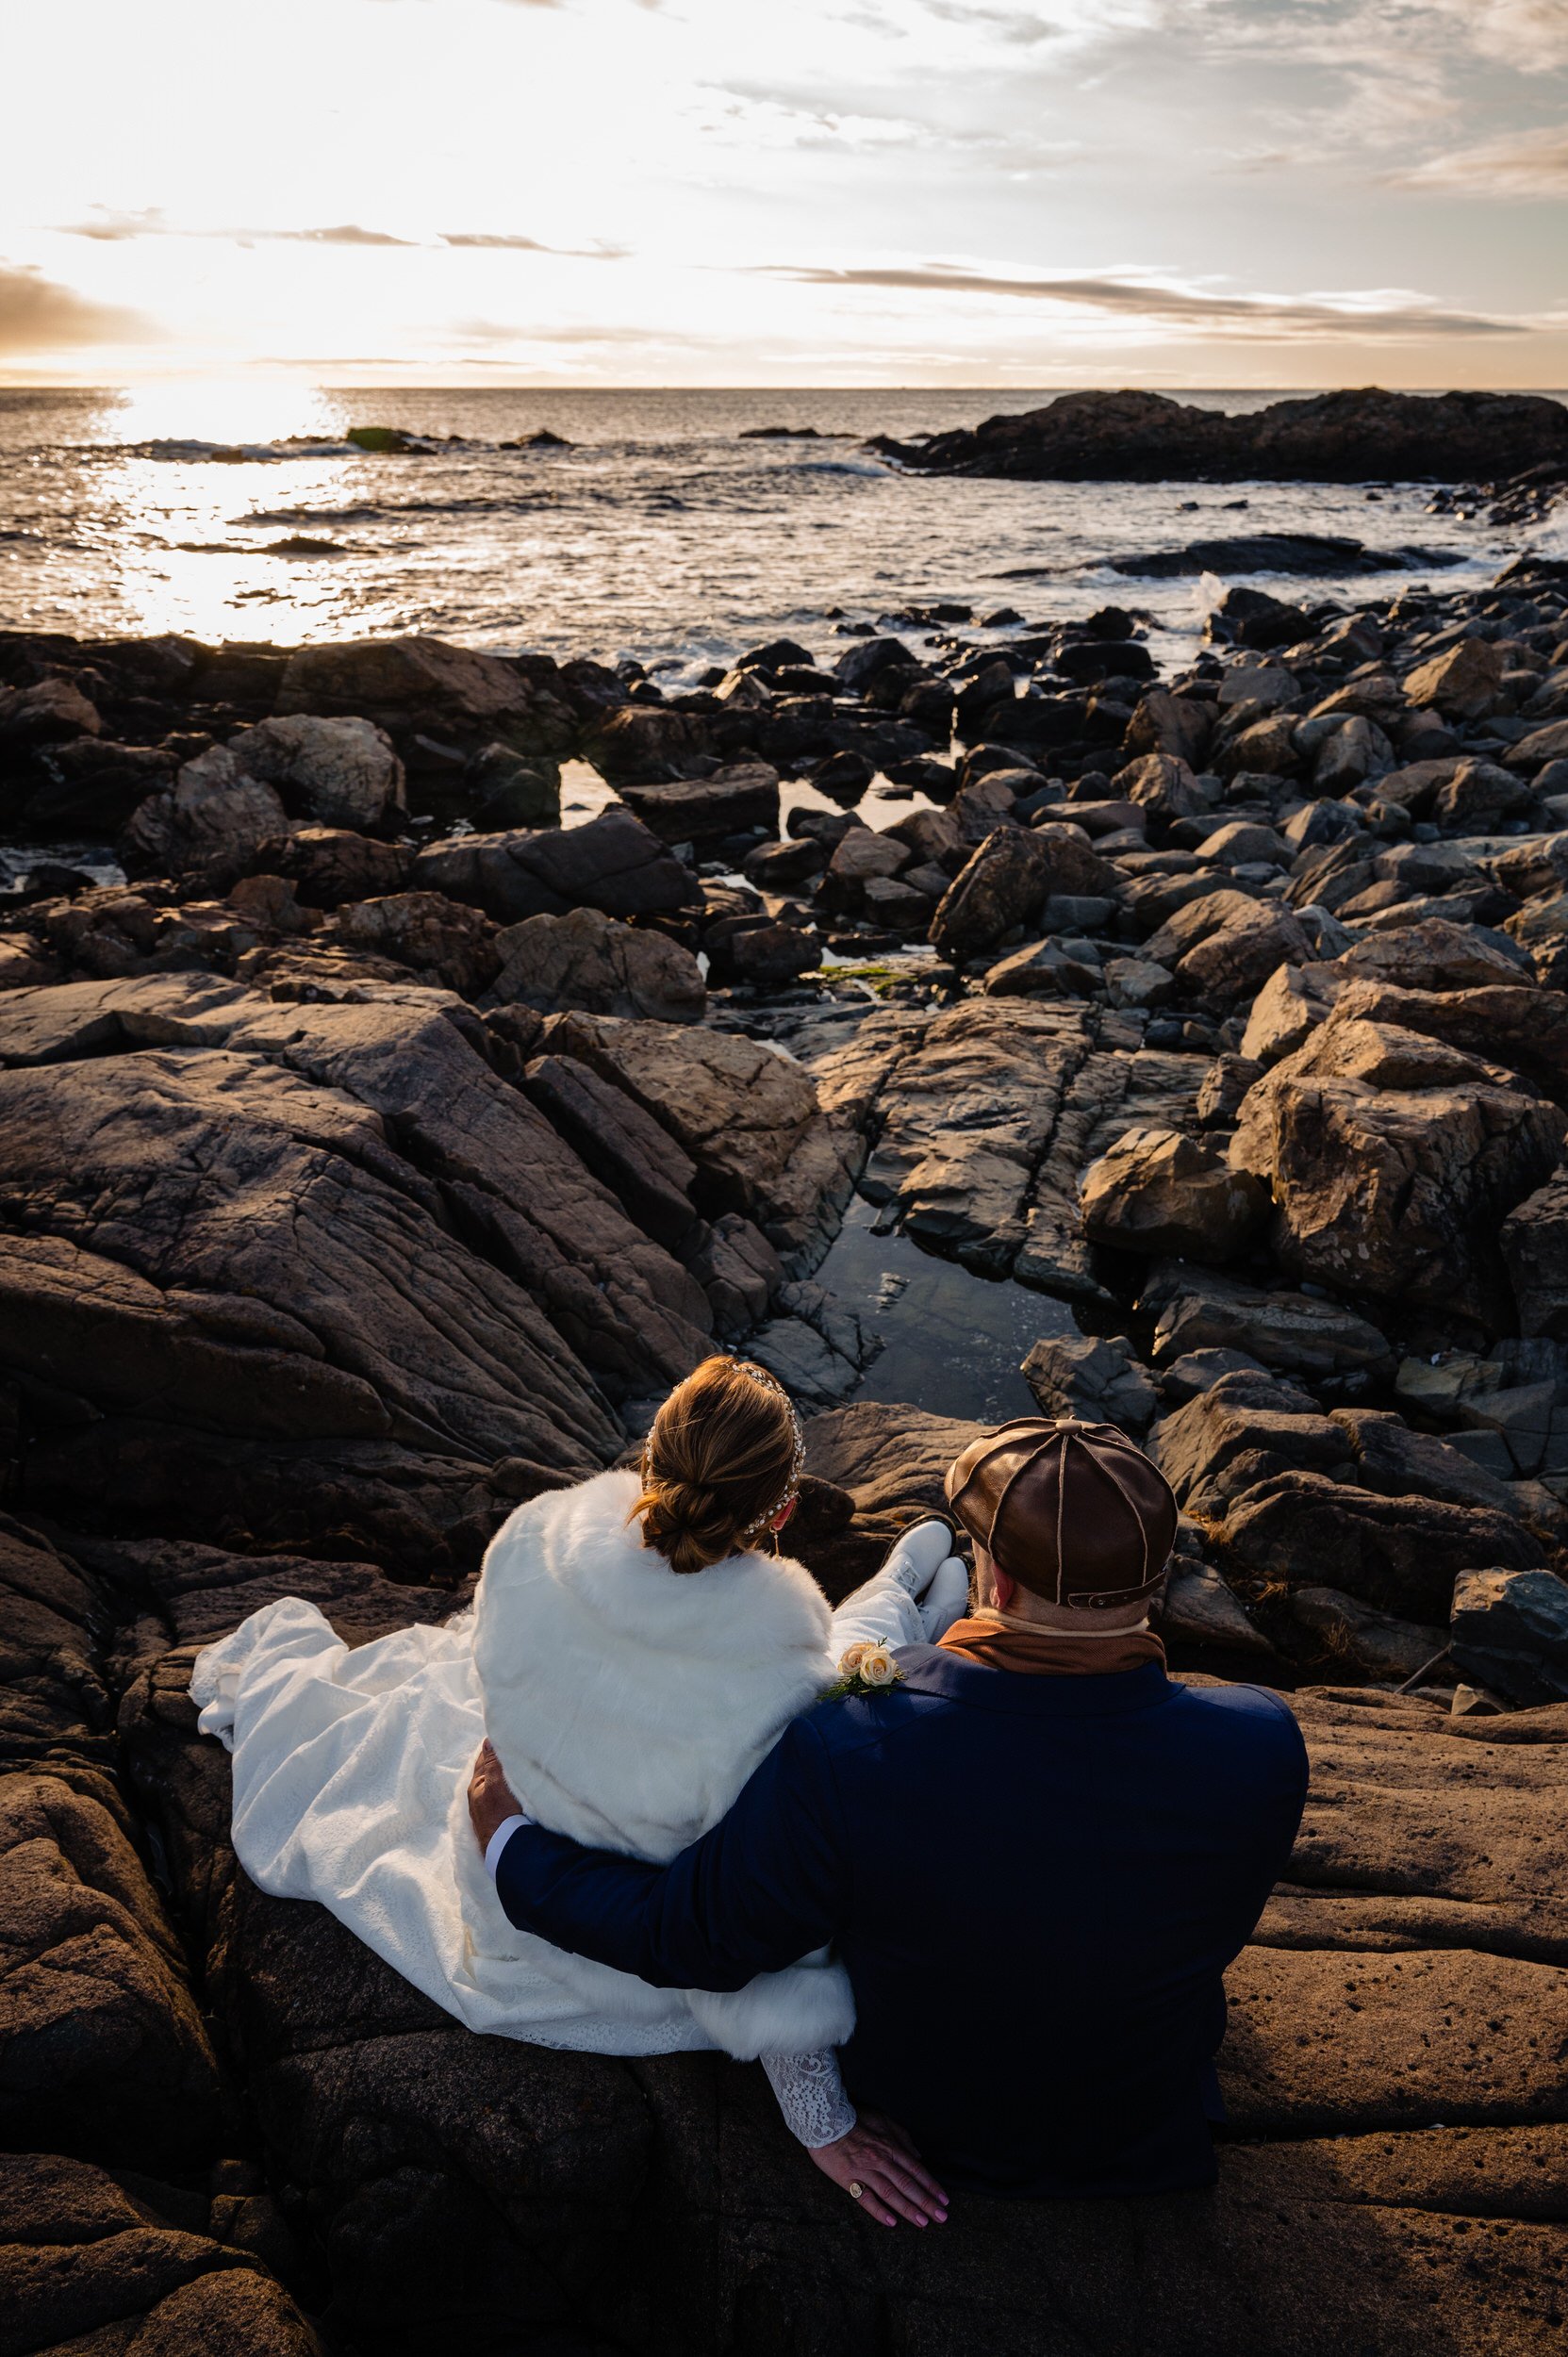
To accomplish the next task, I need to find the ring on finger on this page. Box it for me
[849,2181,864,2200]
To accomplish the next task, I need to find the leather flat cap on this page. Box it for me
[943,1418,1178,1608]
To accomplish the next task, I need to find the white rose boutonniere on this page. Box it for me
[824,1640,903,1699]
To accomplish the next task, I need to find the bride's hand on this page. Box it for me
[809,2111,949,2227]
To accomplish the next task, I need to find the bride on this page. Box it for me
[192,1354,966,2215]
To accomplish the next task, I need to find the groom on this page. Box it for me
[470,1417,1308,2204]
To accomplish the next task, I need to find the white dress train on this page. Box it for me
[191,1487,966,2084]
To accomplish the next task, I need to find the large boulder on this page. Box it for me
[0,1772,219,2168]
[619,762,780,852]
[1079,1125,1268,1261]
[928,828,1052,963]
[274,635,577,761]
[1402,637,1505,720]
[1140,1261,1394,1380]
[542,1010,851,1259]
[413,808,700,926]
[227,713,406,832]
[1212,1474,1546,1621]
[1233,1011,1565,1325]
[0,975,732,1560]
[249,824,410,908]
[1450,1567,1568,1706]
[333,891,503,996]
[119,747,289,887]
[487,905,705,1023]
[1020,1329,1159,1435]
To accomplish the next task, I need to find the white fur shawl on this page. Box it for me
[458,1467,854,2058]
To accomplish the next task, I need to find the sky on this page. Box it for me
[1,0,1566,387]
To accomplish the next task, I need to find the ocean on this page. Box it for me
[4,385,1563,680]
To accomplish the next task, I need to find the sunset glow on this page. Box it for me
[3,0,1567,387]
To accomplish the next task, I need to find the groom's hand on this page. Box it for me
[467,1739,521,1855]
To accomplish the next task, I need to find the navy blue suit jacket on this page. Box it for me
[494,1650,1309,2198]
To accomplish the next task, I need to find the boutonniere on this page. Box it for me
[823,1641,903,1699]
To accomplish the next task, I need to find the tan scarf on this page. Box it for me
[937,1605,1166,1677]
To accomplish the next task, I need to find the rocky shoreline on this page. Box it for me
[5,549,1568,2351]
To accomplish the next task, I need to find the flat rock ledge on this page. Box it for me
[2,1449,1565,2356]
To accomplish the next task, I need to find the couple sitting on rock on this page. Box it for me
[194,1356,1307,2225]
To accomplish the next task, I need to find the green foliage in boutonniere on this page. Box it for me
[821,1641,904,1700]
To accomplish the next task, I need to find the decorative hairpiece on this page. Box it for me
[639,1357,806,1549]
[731,1360,806,1541]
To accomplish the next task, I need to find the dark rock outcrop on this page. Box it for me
[875,387,1568,485]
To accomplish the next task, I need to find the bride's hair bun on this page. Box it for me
[633,1356,801,1575]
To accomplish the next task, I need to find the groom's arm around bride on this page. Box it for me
[473,1418,1309,2206]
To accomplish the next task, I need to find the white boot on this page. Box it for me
[878,1518,957,1598]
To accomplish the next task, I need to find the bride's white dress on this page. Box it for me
[191,1470,965,2064]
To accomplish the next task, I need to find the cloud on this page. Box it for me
[759,261,1528,338]
[0,262,155,352]
[56,206,169,242]
[439,232,629,255]
[1395,121,1568,195]
[278,223,419,246]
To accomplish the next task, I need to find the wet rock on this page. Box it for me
[1080,1125,1268,1261]
[120,746,290,887]
[1141,1262,1394,1379]
[1290,1586,1447,1682]
[227,714,406,833]
[335,891,502,996]
[748,1282,875,1408]
[1,2153,322,2357]
[275,634,577,763]
[619,761,781,852]
[486,905,704,1023]
[1451,1567,1568,1705]
[1020,1328,1159,1434]
[413,808,699,926]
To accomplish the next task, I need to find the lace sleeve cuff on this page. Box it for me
[760,2048,857,2150]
